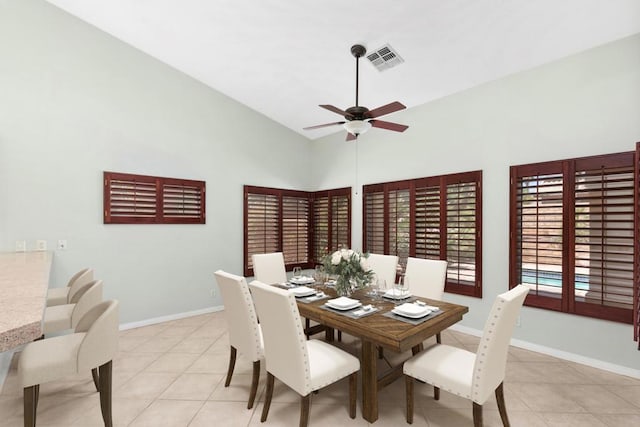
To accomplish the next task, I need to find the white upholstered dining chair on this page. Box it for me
[214,270,264,409]
[404,257,447,343]
[248,280,360,427]
[43,279,103,335]
[46,268,93,306]
[18,299,119,427]
[252,252,287,285]
[366,253,399,288]
[403,285,529,426]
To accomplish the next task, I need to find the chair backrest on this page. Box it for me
[67,268,94,302]
[248,280,311,396]
[252,252,287,284]
[367,253,399,287]
[70,280,103,328]
[214,270,263,362]
[471,285,529,404]
[404,257,447,300]
[76,300,119,372]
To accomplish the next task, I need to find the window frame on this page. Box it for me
[362,170,483,298]
[509,151,635,324]
[244,185,351,276]
[103,171,205,224]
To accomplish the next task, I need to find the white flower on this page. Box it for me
[331,251,341,265]
[341,249,350,260]
[359,257,369,271]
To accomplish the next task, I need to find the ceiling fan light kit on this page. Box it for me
[304,44,408,141]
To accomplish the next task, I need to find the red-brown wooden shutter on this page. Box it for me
[363,185,386,254]
[635,142,640,346]
[244,187,279,275]
[282,194,310,266]
[414,178,441,260]
[388,186,411,269]
[162,178,206,223]
[331,191,351,251]
[313,195,329,264]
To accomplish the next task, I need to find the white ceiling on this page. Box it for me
[46,0,640,140]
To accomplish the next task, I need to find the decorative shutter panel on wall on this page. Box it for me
[282,195,310,265]
[104,172,204,224]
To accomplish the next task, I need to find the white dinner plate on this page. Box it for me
[383,289,412,300]
[289,286,315,297]
[326,296,361,310]
[290,276,315,285]
[393,302,431,318]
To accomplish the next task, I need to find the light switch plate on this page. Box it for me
[15,240,26,252]
[36,240,47,251]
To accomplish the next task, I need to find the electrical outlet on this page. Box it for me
[15,240,26,252]
[57,240,67,250]
[210,289,216,298]
[36,240,47,251]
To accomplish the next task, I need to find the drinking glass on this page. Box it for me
[395,275,410,304]
[367,277,379,298]
[375,278,387,304]
[314,265,325,290]
[292,266,302,281]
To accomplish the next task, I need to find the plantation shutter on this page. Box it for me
[635,142,640,347]
[444,172,482,296]
[574,153,634,322]
[282,195,310,265]
[162,179,206,223]
[331,191,351,251]
[245,188,280,274]
[388,186,411,268]
[104,172,205,224]
[364,186,385,254]
[414,179,441,260]
[313,195,329,264]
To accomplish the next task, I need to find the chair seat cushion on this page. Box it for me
[43,304,74,334]
[18,333,86,387]
[403,344,476,400]
[307,340,359,392]
[46,287,69,306]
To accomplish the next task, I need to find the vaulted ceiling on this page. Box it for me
[46,0,640,140]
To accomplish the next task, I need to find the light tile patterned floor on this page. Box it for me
[1,311,639,426]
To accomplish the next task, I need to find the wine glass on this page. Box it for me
[314,265,325,291]
[367,276,379,298]
[375,278,387,305]
[292,266,302,285]
[395,275,410,304]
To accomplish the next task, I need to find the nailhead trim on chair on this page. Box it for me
[288,296,312,393]
[241,283,263,360]
[472,300,504,403]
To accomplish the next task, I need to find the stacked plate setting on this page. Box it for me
[325,296,362,310]
[392,302,432,319]
[289,286,316,297]
[290,276,315,285]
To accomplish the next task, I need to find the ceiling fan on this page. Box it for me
[304,44,408,141]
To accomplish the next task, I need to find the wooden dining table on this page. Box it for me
[296,287,468,423]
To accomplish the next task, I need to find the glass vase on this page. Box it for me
[335,275,353,297]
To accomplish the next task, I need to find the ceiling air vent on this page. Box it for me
[366,44,404,72]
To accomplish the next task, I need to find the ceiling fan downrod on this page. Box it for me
[351,44,366,107]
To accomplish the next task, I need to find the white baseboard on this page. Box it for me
[119,305,224,331]
[449,324,640,380]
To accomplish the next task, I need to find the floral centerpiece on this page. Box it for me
[323,248,374,296]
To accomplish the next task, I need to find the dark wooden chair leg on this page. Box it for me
[349,372,357,418]
[305,318,311,339]
[261,372,275,422]
[495,382,510,427]
[434,385,440,400]
[337,330,342,341]
[436,332,442,344]
[378,346,384,359]
[405,375,414,424]
[98,360,113,427]
[34,384,39,413]
[248,360,260,409]
[24,385,38,427]
[92,367,100,392]
[473,402,483,427]
[300,394,310,427]
[224,346,237,387]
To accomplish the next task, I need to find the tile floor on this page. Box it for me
[1,311,639,426]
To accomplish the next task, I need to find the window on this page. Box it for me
[363,171,482,297]
[510,151,635,324]
[244,186,350,276]
[104,171,205,224]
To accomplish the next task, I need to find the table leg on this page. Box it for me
[361,339,378,422]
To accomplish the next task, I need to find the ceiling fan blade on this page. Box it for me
[365,101,406,119]
[346,132,357,141]
[370,119,409,132]
[320,104,352,119]
[303,121,345,130]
